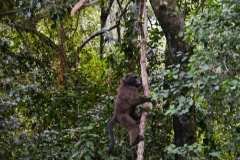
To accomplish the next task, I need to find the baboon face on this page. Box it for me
[122,73,142,88]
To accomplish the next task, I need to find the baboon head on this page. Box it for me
[122,73,142,88]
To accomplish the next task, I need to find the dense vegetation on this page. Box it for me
[0,0,239,159]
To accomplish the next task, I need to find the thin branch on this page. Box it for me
[83,0,98,7]
[58,22,67,86]
[0,0,98,18]
[116,0,123,11]
[70,13,80,39]
[77,23,119,52]
[147,16,153,28]
[0,7,29,17]
[71,0,88,16]
[76,0,131,52]
[71,0,98,16]
[7,22,58,50]
[103,0,115,16]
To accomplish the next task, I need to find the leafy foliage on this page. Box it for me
[0,0,239,159]
[185,0,240,159]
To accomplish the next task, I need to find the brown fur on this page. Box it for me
[107,73,151,153]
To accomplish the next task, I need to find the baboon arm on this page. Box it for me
[132,96,152,106]
[118,114,137,129]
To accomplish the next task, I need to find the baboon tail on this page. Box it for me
[107,117,116,154]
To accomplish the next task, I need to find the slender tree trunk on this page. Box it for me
[58,22,66,87]
[100,1,105,58]
[121,1,139,73]
[100,0,114,58]
[150,0,196,159]
[136,0,150,160]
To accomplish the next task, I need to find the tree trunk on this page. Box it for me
[150,0,196,159]
[58,22,66,87]
[100,0,114,58]
[136,0,151,160]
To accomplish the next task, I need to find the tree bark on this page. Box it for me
[136,0,151,160]
[58,22,66,87]
[150,0,196,159]
[100,0,114,58]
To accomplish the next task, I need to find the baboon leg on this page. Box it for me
[129,126,141,145]
[131,134,144,146]
[118,114,140,145]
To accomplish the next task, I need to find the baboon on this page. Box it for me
[107,73,152,153]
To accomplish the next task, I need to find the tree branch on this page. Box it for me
[71,0,98,16]
[76,0,131,52]
[77,23,119,53]
[7,22,58,50]
[0,7,28,17]
[100,0,114,57]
